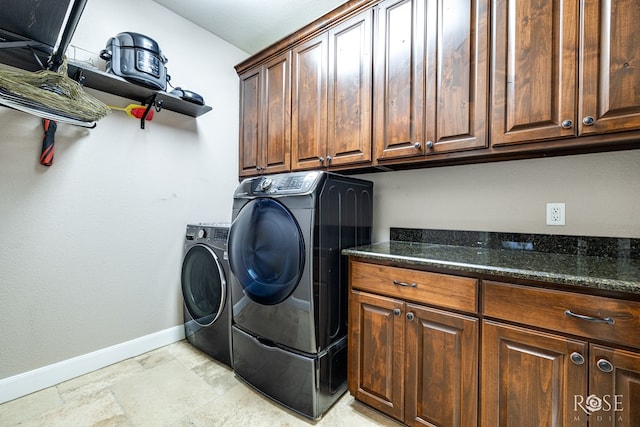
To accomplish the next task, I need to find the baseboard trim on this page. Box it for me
[0,325,185,405]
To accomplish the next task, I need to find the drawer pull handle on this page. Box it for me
[564,310,615,325]
[393,280,417,288]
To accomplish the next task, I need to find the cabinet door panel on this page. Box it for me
[491,0,578,145]
[405,304,478,427]
[262,52,291,173]
[292,34,328,170]
[428,0,488,153]
[482,321,587,427]
[580,0,640,135]
[238,69,261,176]
[348,290,405,421]
[589,345,640,427]
[374,0,426,160]
[327,10,372,166]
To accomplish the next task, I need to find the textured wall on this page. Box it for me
[360,150,640,242]
[0,0,247,379]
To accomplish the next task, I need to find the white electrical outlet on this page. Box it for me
[546,203,566,226]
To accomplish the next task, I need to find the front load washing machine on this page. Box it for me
[228,171,373,419]
[181,224,232,368]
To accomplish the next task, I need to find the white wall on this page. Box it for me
[359,149,640,242]
[0,0,247,383]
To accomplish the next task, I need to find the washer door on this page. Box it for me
[228,198,305,305]
[181,244,226,326]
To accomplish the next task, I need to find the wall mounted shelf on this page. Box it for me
[67,60,212,118]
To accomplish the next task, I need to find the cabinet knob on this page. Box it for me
[406,312,415,321]
[326,155,333,164]
[561,120,573,129]
[425,140,434,149]
[583,116,595,126]
[570,352,585,365]
[318,157,325,164]
[393,308,401,316]
[413,142,421,149]
[597,358,614,373]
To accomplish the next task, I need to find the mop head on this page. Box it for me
[0,59,110,123]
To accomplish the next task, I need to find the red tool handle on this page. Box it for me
[40,119,57,166]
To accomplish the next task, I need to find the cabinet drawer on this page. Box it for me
[483,281,640,349]
[349,261,478,313]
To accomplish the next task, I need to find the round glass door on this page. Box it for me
[181,245,226,326]
[228,198,305,305]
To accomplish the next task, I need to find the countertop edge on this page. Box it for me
[342,247,640,296]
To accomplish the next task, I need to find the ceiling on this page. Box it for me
[152,0,347,55]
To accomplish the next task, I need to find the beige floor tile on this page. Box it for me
[0,341,402,427]
[134,346,176,370]
[165,340,213,370]
[187,381,309,427]
[319,394,403,426]
[17,389,130,427]
[57,359,144,402]
[110,359,215,426]
[0,387,62,426]
[190,359,237,396]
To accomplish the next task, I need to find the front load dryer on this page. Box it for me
[181,224,232,368]
[228,171,373,419]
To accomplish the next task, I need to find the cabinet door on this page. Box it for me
[327,9,373,167]
[291,33,328,170]
[482,321,588,427]
[348,290,405,421]
[373,0,426,160]
[426,0,489,154]
[491,0,579,146]
[588,345,640,427]
[405,304,478,427]
[261,52,292,174]
[579,0,640,135]
[238,67,261,176]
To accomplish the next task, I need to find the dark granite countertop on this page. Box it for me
[343,240,640,295]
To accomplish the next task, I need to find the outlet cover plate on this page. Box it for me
[546,202,566,226]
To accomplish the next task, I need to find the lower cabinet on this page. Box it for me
[481,321,588,427]
[347,260,640,427]
[348,260,479,426]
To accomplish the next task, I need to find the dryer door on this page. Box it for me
[228,198,305,305]
[181,244,226,326]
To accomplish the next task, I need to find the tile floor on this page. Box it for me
[0,340,402,426]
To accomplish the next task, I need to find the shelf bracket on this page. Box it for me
[140,94,163,129]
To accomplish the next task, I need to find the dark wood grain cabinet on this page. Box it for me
[238,51,292,176]
[236,0,640,177]
[292,9,373,170]
[348,260,479,426]
[482,281,640,427]
[491,0,640,146]
[347,261,640,426]
[374,0,489,161]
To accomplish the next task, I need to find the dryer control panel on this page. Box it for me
[235,171,322,197]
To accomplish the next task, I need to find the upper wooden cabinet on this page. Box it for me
[292,9,373,170]
[238,51,291,176]
[579,0,640,135]
[491,0,640,146]
[374,0,489,161]
[236,0,640,177]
